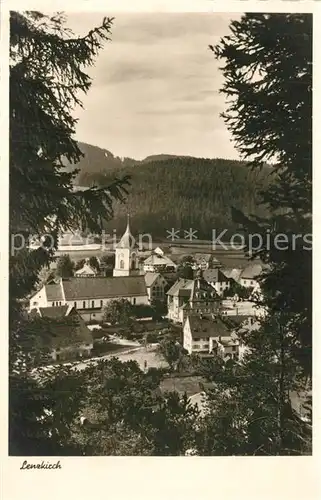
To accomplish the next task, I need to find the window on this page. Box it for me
[92,301,95,308]
[232,346,237,352]
[74,302,77,309]
[133,298,136,305]
[100,300,103,308]
[33,301,38,306]
[83,301,86,309]
[194,344,200,349]
[120,260,124,269]
[59,301,62,306]
[52,302,55,307]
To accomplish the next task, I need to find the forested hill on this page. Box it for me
[69,143,272,239]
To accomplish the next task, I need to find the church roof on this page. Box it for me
[62,276,147,300]
[45,282,64,302]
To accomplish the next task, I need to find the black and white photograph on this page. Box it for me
[7,4,313,464]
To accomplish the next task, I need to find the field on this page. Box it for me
[54,243,250,269]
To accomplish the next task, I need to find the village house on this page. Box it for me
[183,313,256,360]
[30,305,93,362]
[238,263,264,288]
[203,268,230,296]
[144,272,168,303]
[29,276,149,323]
[74,261,98,277]
[167,270,221,324]
[192,253,222,271]
[143,252,177,273]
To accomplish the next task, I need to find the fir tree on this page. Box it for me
[197,12,313,455]
[9,11,130,455]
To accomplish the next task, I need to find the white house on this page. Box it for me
[183,313,253,360]
[29,275,149,323]
[144,272,168,303]
[238,263,264,288]
[167,270,221,324]
[143,253,177,273]
[203,268,230,296]
[183,314,240,360]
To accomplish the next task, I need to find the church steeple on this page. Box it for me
[125,212,130,232]
[113,216,139,277]
[116,213,134,250]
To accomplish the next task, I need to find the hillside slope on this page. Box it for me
[70,144,271,239]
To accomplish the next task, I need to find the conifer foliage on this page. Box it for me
[211,13,312,374]
[9,11,130,455]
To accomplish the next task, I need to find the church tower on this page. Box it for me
[113,215,139,277]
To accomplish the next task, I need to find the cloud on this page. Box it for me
[67,12,241,160]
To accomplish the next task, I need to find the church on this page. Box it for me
[29,218,149,323]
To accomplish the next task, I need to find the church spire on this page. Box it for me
[126,212,130,232]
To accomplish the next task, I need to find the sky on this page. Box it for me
[66,12,241,160]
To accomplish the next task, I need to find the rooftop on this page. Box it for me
[42,276,148,301]
[30,306,92,348]
[186,315,231,339]
[203,268,229,283]
[144,253,176,267]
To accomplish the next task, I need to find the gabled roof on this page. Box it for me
[30,306,93,348]
[143,254,176,267]
[221,268,243,281]
[189,277,219,301]
[167,277,219,301]
[240,263,263,280]
[37,305,70,318]
[203,268,229,284]
[186,315,231,339]
[45,282,64,302]
[144,272,161,288]
[167,278,192,296]
[75,263,97,276]
[61,276,147,300]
